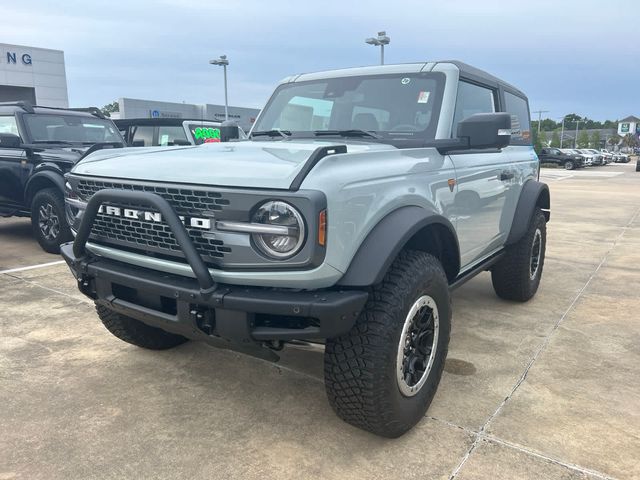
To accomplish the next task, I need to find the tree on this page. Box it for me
[577,130,590,148]
[622,133,638,150]
[100,101,119,118]
[539,131,548,147]
[608,134,621,147]
[550,130,561,148]
[590,131,601,149]
[532,129,545,154]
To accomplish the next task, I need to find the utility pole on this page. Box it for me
[560,116,566,148]
[533,110,550,134]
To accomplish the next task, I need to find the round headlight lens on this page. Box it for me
[252,201,305,259]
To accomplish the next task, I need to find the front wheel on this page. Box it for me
[324,250,451,438]
[564,160,575,170]
[491,209,547,302]
[30,188,72,254]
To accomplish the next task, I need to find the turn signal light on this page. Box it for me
[318,210,327,246]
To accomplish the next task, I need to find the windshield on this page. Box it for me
[252,73,444,144]
[22,114,122,144]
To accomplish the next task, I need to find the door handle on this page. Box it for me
[499,171,514,181]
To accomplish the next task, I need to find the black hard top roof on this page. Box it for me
[0,101,108,118]
[114,118,223,127]
[436,60,527,99]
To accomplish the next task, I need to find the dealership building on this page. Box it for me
[0,43,68,107]
[115,98,260,132]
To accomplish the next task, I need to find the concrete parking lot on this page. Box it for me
[1,163,638,480]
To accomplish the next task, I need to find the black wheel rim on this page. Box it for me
[38,202,60,241]
[396,295,439,397]
[530,228,542,280]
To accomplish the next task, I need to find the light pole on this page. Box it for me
[560,115,566,148]
[532,110,550,134]
[365,31,390,65]
[209,55,229,121]
[574,120,583,148]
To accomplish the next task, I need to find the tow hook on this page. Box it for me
[192,307,215,335]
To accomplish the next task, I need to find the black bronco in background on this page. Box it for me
[0,102,125,253]
[538,147,585,170]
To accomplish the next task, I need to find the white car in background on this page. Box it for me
[580,149,604,165]
[562,148,592,166]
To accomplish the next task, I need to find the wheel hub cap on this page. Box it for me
[38,203,60,241]
[396,295,439,397]
[530,228,542,280]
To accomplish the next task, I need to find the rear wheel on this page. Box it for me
[564,160,574,170]
[491,209,546,302]
[324,250,451,438]
[96,304,188,350]
[30,188,72,254]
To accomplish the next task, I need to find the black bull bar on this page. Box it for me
[61,189,368,359]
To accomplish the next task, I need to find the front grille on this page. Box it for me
[76,179,232,264]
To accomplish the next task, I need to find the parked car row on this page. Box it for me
[538,147,629,169]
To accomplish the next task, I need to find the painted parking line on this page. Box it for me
[0,260,65,275]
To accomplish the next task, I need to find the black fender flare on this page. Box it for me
[505,179,550,246]
[24,169,65,205]
[337,206,460,287]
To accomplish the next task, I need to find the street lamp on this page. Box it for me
[209,55,229,121]
[559,115,566,148]
[365,31,390,65]
[574,119,583,148]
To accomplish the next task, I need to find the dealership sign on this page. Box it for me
[2,51,32,66]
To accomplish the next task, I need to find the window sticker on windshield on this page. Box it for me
[417,91,430,103]
[160,134,169,145]
[401,77,411,85]
[192,127,221,143]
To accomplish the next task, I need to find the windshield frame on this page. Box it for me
[20,112,124,145]
[251,72,446,148]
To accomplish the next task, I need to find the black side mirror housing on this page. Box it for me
[0,133,22,149]
[457,113,512,150]
[219,121,240,142]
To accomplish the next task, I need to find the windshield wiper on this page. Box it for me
[32,140,75,145]
[314,129,381,139]
[251,129,291,139]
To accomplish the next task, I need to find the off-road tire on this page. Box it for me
[491,208,546,302]
[324,250,451,438]
[564,160,574,170]
[96,304,188,350]
[30,188,72,254]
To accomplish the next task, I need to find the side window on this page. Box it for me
[452,81,495,136]
[131,126,154,146]
[158,126,188,146]
[504,91,531,144]
[0,116,20,136]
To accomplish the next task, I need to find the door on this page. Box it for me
[448,81,509,268]
[0,115,28,211]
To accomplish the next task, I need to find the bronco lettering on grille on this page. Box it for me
[97,205,211,230]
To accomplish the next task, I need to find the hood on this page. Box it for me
[72,140,396,189]
[37,146,91,164]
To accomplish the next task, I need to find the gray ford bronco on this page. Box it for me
[62,61,550,438]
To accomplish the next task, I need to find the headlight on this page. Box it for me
[251,201,305,259]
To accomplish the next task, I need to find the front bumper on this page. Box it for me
[62,188,368,359]
[61,243,367,347]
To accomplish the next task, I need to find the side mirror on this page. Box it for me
[0,133,22,149]
[457,113,512,150]
[219,122,240,142]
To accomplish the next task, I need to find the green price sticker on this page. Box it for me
[193,127,221,142]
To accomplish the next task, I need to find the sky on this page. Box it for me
[2,0,639,121]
